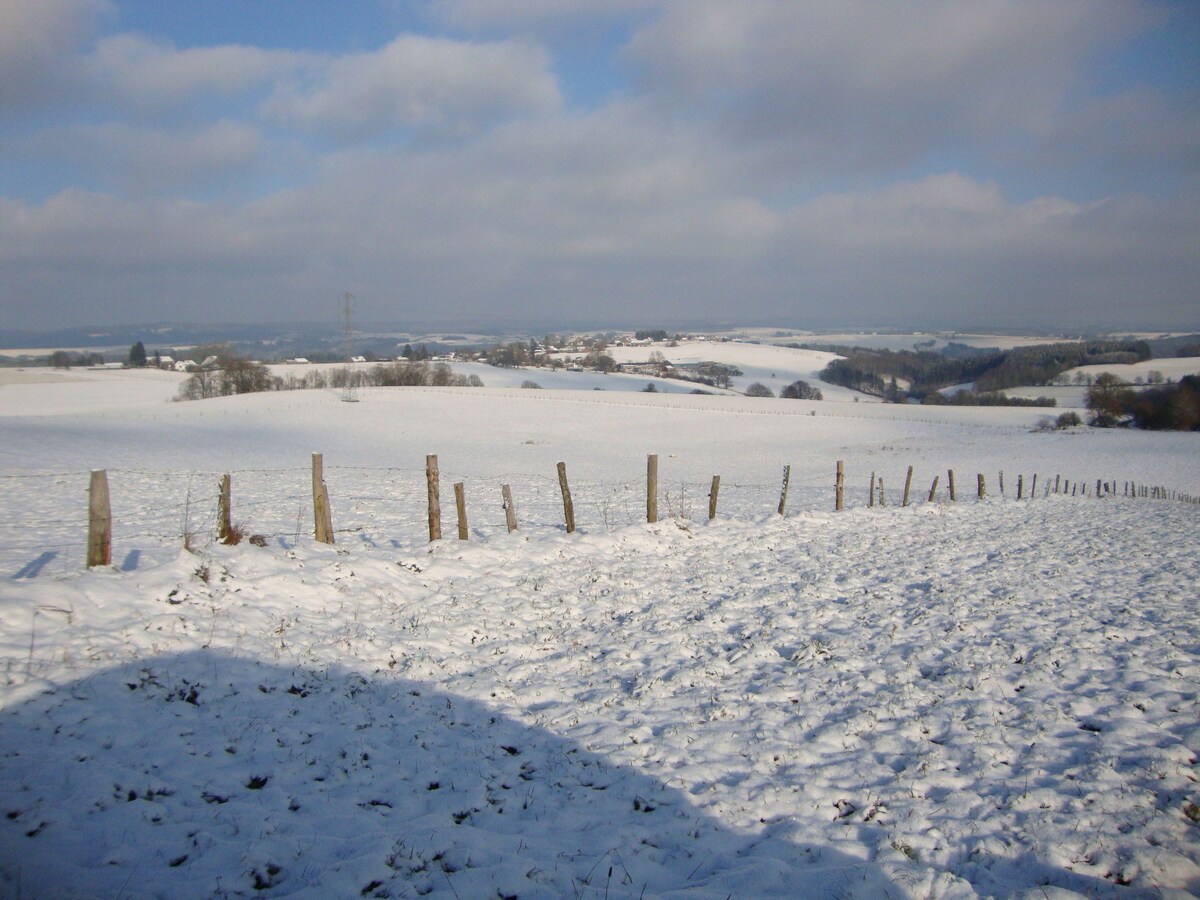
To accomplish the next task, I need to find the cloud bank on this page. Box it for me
[1,0,1197,332]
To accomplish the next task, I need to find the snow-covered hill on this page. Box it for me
[1,365,1198,898]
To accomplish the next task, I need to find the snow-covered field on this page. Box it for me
[1,363,1198,899]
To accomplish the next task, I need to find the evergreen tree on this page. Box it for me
[128,341,147,367]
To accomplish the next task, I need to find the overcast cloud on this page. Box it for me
[0,0,1197,333]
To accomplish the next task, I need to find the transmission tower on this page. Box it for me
[340,291,359,403]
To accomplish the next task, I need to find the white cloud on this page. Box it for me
[88,34,310,111]
[626,0,1152,174]
[0,0,102,113]
[39,120,262,195]
[432,0,658,29]
[264,34,561,140]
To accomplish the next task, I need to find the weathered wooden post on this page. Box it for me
[977,473,986,500]
[1017,474,1024,500]
[1030,474,1038,498]
[557,462,575,533]
[312,453,334,544]
[501,484,518,533]
[998,471,1005,496]
[902,465,913,507]
[426,454,441,541]
[835,460,844,511]
[454,481,468,540]
[1096,479,1101,498]
[868,471,876,508]
[877,476,885,507]
[87,469,112,567]
[647,454,658,524]
[708,475,720,520]
[1055,474,1061,494]
[928,475,939,503]
[947,469,956,502]
[217,473,232,543]
[778,465,790,516]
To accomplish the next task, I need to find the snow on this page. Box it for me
[1,363,1198,899]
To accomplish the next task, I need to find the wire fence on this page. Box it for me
[1,457,1195,580]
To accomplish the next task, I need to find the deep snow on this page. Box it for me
[1,362,1198,899]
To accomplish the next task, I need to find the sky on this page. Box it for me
[1,0,1198,335]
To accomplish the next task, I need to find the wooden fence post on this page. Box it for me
[1030,474,1038,498]
[999,471,1005,496]
[709,475,720,520]
[928,475,939,503]
[426,454,441,542]
[454,482,468,540]
[1017,474,1024,500]
[312,453,334,544]
[647,454,658,524]
[902,465,913,507]
[868,471,876,508]
[217,473,232,543]
[977,473,986,500]
[835,460,844,511]
[557,462,575,533]
[87,469,112,567]
[1096,479,1101,498]
[501,484,518,533]
[778,465,790,516]
[947,469,956,502]
[877,476,885,507]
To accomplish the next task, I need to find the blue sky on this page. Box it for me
[1,0,1197,334]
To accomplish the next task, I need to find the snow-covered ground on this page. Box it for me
[1,364,1198,899]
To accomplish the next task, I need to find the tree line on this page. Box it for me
[813,339,1151,402]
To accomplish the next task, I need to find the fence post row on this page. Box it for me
[218,473,232,543]
[647,454,658,524]
[557,461,575,533]
[454,482,468,540]
[312,453,334,544]
[501,484,519,533]
[426,454,441,542]
[87,469,112,567]
[82,454,1196,565]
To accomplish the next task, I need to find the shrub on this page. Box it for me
[1055,411,1083,429]
[745,383,774,398]
[781,379,823,400]
[521,380,543,389]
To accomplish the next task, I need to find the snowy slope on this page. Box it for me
[0,369,1198,899]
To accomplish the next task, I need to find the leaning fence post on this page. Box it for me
[647,454,658,524]
[835,460,844,511]
[709,475,720,520]
[87,469,112,567]
[426,454,442,541]
[501,484,519,533]
[928,475,939,503]
[454,482,468,540]
[778,465,790,516]
[902,465,913,507]
[312,453,334,544]
[1030,474,1038,498]
[557,461,575,533]
[947,469,956,502]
